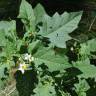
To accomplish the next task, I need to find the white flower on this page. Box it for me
[70,47,74,51]
[18,63,27,74]
[24,53,34,62]
[24,53,31,60]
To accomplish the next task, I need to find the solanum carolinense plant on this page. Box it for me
[0,0,96,96]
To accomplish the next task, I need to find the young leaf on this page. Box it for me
[18,0,35,32]
[34,4,46,24]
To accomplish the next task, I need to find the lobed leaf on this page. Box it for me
[34,5,82,48]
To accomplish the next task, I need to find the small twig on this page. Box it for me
[88,15,96,31]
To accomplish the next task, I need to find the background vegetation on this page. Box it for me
[0,0,96,96]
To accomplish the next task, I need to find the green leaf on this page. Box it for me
[0,21,16,46]
[36,11,82,48]
[73,58,96,78]
[18,0,35,32]
[0,61,14,89]
[33,43,71,72]
[3,41,16,58]
[0,20,16,90]
[0,21,17,59]
[0,29,6,46]
[34,4,46,24]
[28,40,40,54]
[74,79,90,96]
[16,39,23,52]
[34,83,56,96]
[33,76,56,96]
[0,20,16,33]
[0,64,7,79]
[79,39,96,57]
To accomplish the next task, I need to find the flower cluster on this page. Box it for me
[18,62,28,74]
[24,53,34,62]
[18,53,34,74]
